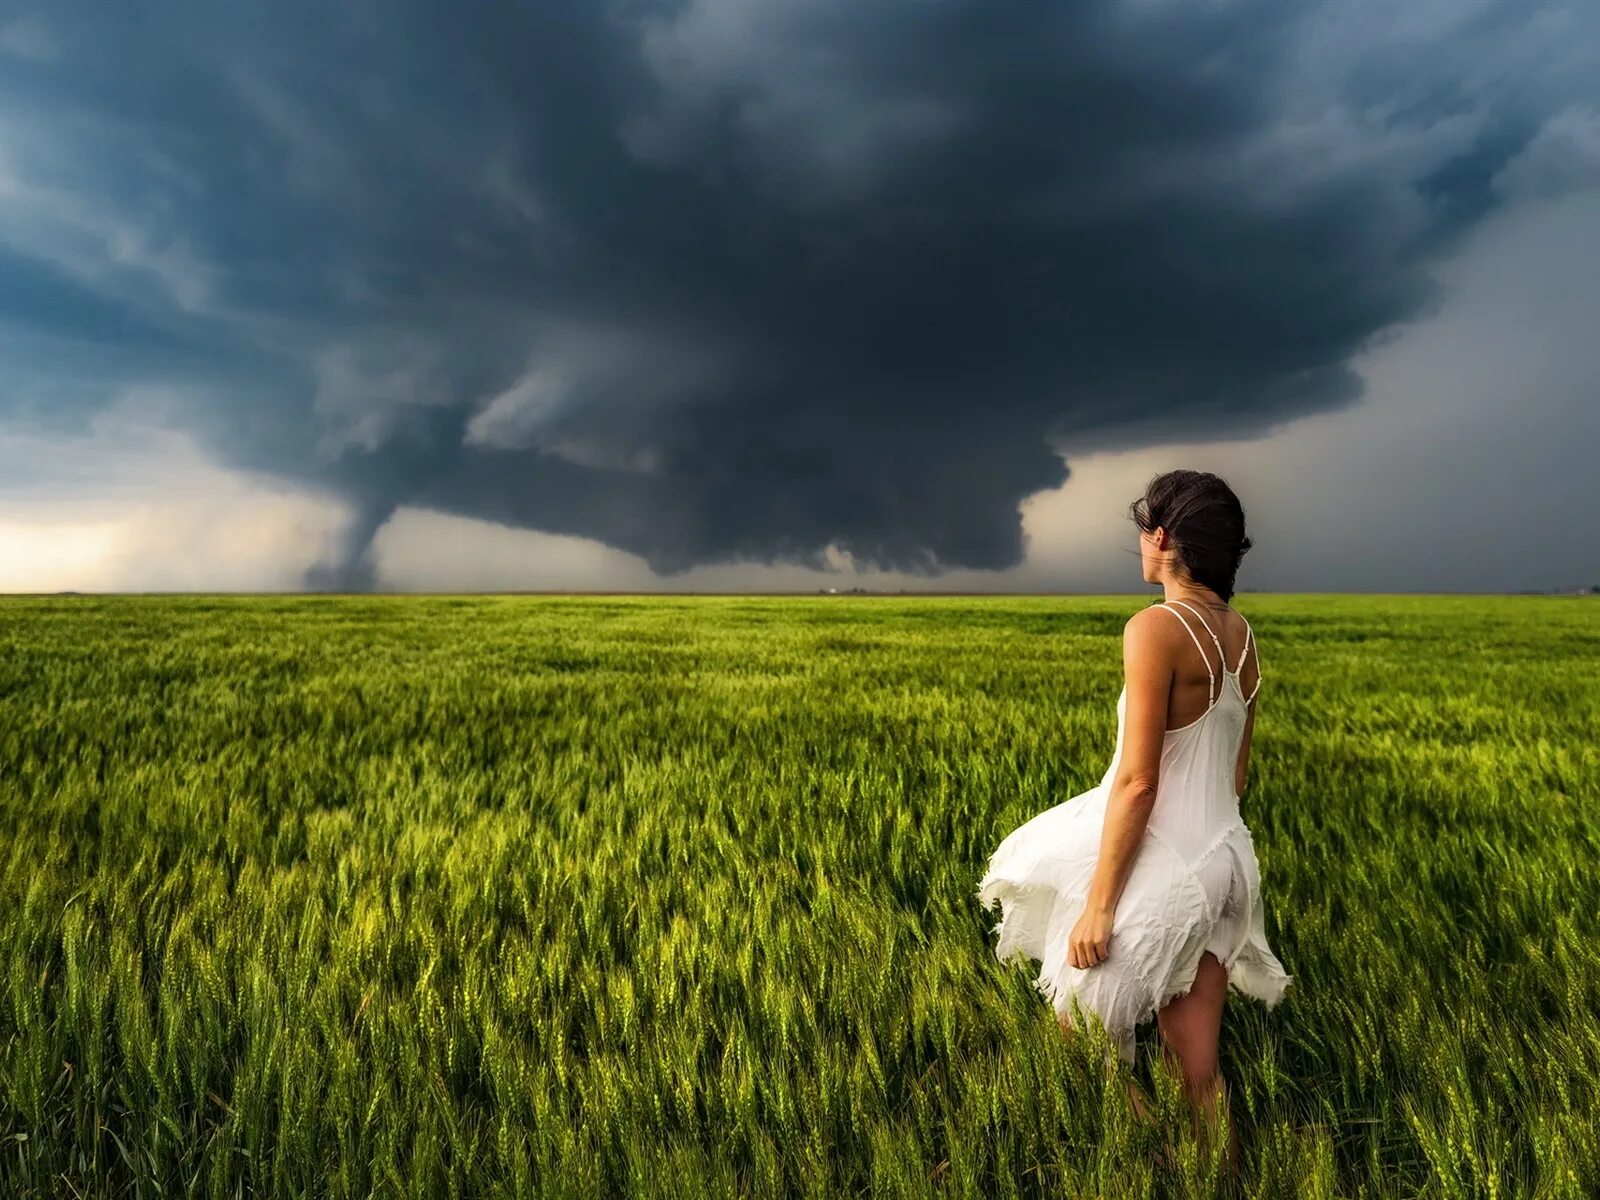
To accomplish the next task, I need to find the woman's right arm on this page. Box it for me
[1235,700,1256,798]
[1234,641,1260,797]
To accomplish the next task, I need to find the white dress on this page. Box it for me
[976,600,1293,1064]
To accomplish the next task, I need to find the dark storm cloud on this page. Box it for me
[2,0,1597,583]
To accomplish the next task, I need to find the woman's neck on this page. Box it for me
[1162,581,1228,610]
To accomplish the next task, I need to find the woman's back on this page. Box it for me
[1156,599,1260,734]
[1100,599,1264,861]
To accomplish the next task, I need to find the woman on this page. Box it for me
[976,469,1292,1165]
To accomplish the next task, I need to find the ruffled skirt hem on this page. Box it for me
[977,857,1293,1065]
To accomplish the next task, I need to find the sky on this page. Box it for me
[1,1,1597,593]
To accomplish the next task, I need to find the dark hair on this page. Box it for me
[1128,470,1253,602]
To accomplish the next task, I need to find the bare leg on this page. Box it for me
[1155,951,1239,1176]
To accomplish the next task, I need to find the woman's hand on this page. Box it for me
[1068,903,1115,969]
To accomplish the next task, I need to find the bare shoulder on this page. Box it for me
[1124,603,1173,635]
[1122,604,1175,652]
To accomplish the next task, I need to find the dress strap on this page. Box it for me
[1234,617,1253,675]
[1165,599,1227,660]
[1154,601,1217,707]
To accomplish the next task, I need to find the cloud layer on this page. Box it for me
[2,1,1597,586]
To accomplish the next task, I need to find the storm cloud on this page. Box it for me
[2,0,1597,586]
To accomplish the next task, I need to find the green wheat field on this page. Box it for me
[1,594,1596,1199]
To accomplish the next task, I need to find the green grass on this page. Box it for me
[0,594,1596,1198]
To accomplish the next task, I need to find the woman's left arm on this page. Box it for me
[1067,609,1172,969]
